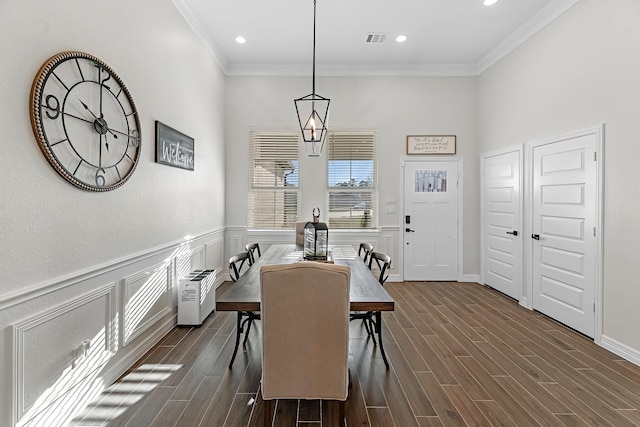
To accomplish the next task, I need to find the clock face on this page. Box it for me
[30,51,141,191]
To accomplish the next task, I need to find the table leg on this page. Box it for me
[375,311,390,369]
[229,311,243,368]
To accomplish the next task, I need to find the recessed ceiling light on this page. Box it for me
[396,35,407,43]
[484,0,498,5]
[235,36,246,44]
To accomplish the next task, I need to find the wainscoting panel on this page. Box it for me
[2,228,226,427]
[122,261,172,347]
[12,283,116,426]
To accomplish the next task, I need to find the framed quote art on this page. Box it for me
[406,135,456,155]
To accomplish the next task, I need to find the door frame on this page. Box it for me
[400,157,464,282]
[525,125,604,344]
[480,145,524,302]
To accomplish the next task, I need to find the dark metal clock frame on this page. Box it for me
[29,51,141,192]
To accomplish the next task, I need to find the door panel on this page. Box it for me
[482,150,521,300]
[532,133,596,337]
[403,161,458,281]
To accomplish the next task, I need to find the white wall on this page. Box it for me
[0,0,226,425]
[477,0,640,357]
[225,75,480,278]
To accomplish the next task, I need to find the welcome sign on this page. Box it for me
[155,121,195,171]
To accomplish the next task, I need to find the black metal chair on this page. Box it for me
[350,251,391,346]
[368,251,391,286]
[245,242,261,264]
[229,251,252,281]
[358,242,374,265]
[228,251,260,367]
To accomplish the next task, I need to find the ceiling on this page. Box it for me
[173,0,579,76]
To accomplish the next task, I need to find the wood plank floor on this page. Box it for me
[71,281,640,426]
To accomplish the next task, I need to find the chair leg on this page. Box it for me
[263,399,272,427]
[339,400,345,426]
[243,316,254,346]
[229,312,243,368]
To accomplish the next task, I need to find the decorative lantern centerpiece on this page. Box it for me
[303,208,328,260]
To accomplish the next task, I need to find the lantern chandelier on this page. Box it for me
[294,0,330,157]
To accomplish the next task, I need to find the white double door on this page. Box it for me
[403,160,459,281]
[481,129,600,338]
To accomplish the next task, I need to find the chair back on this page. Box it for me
[260,262,350,401]
[358,242,374,264]
[228,251,252,282]
[245,242,261,264]
[368,251,391,285]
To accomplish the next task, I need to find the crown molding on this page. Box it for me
[172,0,229,73]
[175,0,581,77]
[476,0,581,74]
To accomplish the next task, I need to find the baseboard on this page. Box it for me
[600,335,640,367]
[100,315,177,386]
[461,274,480,284]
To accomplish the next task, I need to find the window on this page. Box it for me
[248,131,300,229]
[326,131,378,229]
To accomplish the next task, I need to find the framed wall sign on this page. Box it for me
[155,121,194,171]
[406,135,456,155]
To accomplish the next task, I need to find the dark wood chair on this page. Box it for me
[245,242,261,264]
[228,251,259,367]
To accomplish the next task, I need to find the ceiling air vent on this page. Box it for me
[365,33,388,44]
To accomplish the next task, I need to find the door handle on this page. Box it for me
[405,228,415,232]
[506,230,518,236]
[532,234,540,240]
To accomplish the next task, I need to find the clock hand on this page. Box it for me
[77,98,99,120]
[77,97,118,140]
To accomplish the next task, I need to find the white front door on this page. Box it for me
[403,160,458,281]
[531,131,598,338]
[482,149,522,300]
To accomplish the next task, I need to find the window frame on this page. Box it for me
[326,130,379,230]
[247,130,301,230]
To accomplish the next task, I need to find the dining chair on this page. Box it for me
[228,251,259,367]
[350,251,391,346]
[260,262,351,427]
[368,251,391,286]
[229,251,252,281]
[358,242,374,264]
[245,242,261,264]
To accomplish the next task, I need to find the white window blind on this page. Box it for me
[248,131,300,229]
[326,131,378,229]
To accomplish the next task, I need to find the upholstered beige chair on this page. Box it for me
[260,262,351,427]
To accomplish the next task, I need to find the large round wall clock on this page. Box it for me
[29,51,141,191]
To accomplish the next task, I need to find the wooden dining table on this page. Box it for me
[216,244,395,369]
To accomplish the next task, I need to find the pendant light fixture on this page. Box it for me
[294,0,330,157]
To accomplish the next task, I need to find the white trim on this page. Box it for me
[171,0,229,73]
[525,124,604,343]
[12,283,117,425]
[476,0,581,74]
[175,0,579,77]
[0,228,224,311]
[600,335,640,367]
[122,262,173,347]
[462,274,481,284]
